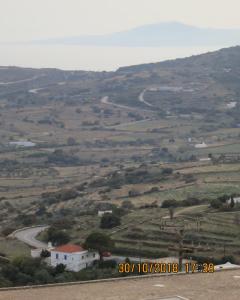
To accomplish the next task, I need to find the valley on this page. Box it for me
[0,46,240,273]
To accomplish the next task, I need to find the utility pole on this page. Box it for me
[139,241,142,264]
[223,244,226,257]
[169,229,194,271]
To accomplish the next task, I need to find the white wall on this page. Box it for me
[50,250,100,272]
[31,249,42,258]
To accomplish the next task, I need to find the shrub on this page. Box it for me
[182,197,200,207]
[121,200,134,210]
[55,264,66,274]
[98,260,117,269]
[34,269,53,284]
[162,168,173,175]
[218,194,229,203]
[128,189,140,197]
[52,218,74,230]
[1,227,15,237]
[210,199,222,209]
[161,199,178,208]
[84,232,114,254]
[100,214,121,229]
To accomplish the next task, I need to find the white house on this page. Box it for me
[50,244,100,272]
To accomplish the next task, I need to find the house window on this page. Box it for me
[82,256,84,259]
[56,254,59,259]
[93,253,95,258]
[64,255,67,260]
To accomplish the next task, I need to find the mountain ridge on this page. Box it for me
[31,22,240,47]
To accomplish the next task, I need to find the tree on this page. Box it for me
[210,199,222,209]
[218,194,229,203]
[230,196,235,209]
[100,214,121,229]
[161,199,178,208]
[46,227,70,246]
[84,232,114,258]
[19,214,36,226]
[40,249,50,258]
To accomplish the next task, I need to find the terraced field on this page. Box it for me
[110,207,240,260]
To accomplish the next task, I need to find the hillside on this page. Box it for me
[0,46,240,282]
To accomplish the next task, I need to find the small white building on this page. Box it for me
[227,197,240,205]
[199,157,211,162]
[195,142,208,149]
[98,210,113,217]
[50,244,100,272]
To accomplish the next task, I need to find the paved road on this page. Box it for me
[101,96,137,111]
[28,87,45,94]
[13,226,48,248]
[138,89,153,107]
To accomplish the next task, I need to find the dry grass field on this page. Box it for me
[0,269,239,300]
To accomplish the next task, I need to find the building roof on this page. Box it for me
[52,244,85,253]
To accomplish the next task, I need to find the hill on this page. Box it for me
[35,22,240,47]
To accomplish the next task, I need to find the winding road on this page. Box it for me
[101,96,153,113]
[12,226,48,248]
[138,89,153,107]
[101,96,138,111]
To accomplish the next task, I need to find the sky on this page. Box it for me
[1,0,240,42]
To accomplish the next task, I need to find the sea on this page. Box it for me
[0,45,223,71]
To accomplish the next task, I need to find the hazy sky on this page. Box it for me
[1,0,240,42]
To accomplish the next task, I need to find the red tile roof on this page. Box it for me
[53,244,85,253]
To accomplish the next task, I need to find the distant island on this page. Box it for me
[33,22,240,47]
